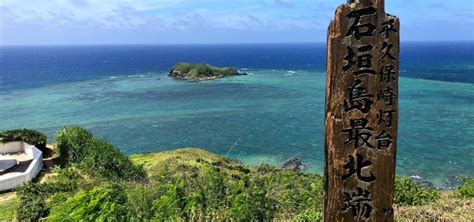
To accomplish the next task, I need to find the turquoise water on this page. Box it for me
[1,69,473,186]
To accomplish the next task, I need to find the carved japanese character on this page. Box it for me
[344,79,374,113]
[379,64,397,83]
[375,130,393,149]
[377,109,395,127]
[342,118,374,149]
[345,7,377,40]
[343,45,377,75]
[383,207,395,216]
[342,154,376,182]
[342,187,373,219]
[380,19,398,38]
[377,85,397,106]
[380,42,396,61]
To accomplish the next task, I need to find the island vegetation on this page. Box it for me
[169,62,247,81]
[0,127,472,221]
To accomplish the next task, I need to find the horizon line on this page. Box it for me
[1,40,473,47]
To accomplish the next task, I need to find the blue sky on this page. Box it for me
[0,0,473,45]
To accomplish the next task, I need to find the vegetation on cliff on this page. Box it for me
[54,126,147,181]
[169,62,246,81]
[0,128,47,148]
[0,127,472,221]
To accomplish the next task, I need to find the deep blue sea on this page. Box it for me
[1,42,473,187]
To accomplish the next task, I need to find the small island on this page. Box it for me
[169,62,247,81]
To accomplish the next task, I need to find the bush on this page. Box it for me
[250,165,324,220]
[16,183,49,221]
[55,126,94,166]
[152,182,186,220]
[16,168,82,220]
[80,138,147,181]
[293,209,323,222]
[124,183,162,220]
[47,182,128,221]
[0,128,47,148]
[394,176,440,206]
[55,126,147,181]
[456,177,474,198]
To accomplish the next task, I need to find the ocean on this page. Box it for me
[0,42,473,187]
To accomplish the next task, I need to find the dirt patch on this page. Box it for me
[0,192,16,202]
[42,144,56,170]
[42,144,55,159]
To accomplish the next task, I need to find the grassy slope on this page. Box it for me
[131,148,226,167]
[0,193,17,220]
[130,148,246,177]
[395,192,473,221]
[131,148,474,221]
[131,148,324,221]
[2,191,472,221]
[0,148,472,220]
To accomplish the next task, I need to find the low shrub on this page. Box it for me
[15,138,460,221]
[80,138,147,181]
[293,209,323,222]
[128,156,323,221]
[394,176,440,206]
[55,126,147,181]
[16,167,82,220]
[151,182,186,220]
[16,183,49,221]
[124,183,162,220]
[252,165,324,220]
[0,128,47,148]
[47,182,128,221]
[456,177,474,198]
[16,126,147,221]
[55,126,94,166]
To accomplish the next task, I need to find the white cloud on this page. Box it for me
[0,0,179,28]
[0,0,328,31]
[2,0,468,44]
[274,0,295,7]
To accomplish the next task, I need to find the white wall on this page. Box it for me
[0,141,25,153]
[0,142,43,192]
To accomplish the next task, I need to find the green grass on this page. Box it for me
[131,148,324,221]
[55,125,147,181]
[456,177,474,198]
[2,126,471,221]
[395,192,473,221]
[130,148,249,178]
[0,193,17,220]
[395,176,440,206]
[4,146,472,221]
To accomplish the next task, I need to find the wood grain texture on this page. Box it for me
[324,0,399,221]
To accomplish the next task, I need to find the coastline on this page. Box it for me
[0,69,473,186]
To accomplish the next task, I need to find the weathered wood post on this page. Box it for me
[324,0,399,221]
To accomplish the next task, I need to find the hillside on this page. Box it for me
[0,127,472,221]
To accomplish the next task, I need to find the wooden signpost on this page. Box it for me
[324,0,399,221]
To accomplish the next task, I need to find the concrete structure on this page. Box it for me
[0,142,43,191]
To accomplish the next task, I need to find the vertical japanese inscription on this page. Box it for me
[325,0,399,221]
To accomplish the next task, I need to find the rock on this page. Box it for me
[280,156,304,171]
[409,175,435,189]
[169,62,247,81]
